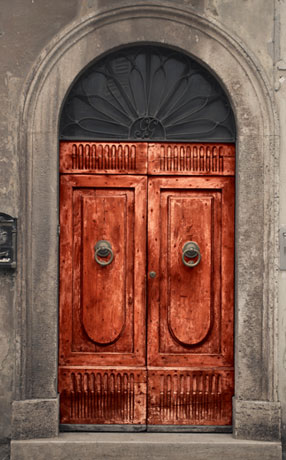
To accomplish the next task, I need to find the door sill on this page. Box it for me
[60,424,232,433]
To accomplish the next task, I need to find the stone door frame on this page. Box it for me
[12,1,281,442]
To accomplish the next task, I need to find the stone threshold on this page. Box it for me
[11,432,282,460]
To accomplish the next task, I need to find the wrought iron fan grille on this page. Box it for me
[59,45,236,142]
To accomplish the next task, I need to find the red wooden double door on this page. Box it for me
[59,142,235,427]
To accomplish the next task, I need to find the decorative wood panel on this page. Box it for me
[59,174,147,368]
[59,144,235,427]
[81,193,128,346]
[60,142,235,176]
[148,143,235,175]
[59,174,147,424]
[147,370,233,425]
[60,142,148,174]
[59,368,146,424]
[147,176,234,424]
[166,194,215,348]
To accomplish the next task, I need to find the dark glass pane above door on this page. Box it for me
[60,45,236,142]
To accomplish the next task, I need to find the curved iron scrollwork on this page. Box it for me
[60,45,235,142]
[131,117,164,139]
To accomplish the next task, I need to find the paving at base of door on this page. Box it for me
[11,433,282,460]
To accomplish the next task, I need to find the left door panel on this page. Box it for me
[59,174,147,425]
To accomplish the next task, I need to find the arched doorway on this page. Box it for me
[10,2,281,450]
[58,45,236,430]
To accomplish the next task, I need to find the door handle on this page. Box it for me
[94,240,114,266]
[182,241,201,268]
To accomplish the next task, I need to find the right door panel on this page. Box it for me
[147,176,234,425]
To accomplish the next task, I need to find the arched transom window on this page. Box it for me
[60,45,235,142]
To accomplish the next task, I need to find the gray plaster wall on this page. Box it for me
[277,0,286,458]
[0,2,79,458]
[0,0,285,458]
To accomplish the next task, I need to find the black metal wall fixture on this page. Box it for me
[60,45,236,142]
[0,213,17,269]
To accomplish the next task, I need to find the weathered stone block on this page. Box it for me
[12,398,59,440]
[233,399,281,441]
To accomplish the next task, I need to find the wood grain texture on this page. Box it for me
[59,174,147,367]
[148,143,235,175]
[166,194,214,347]
[59,368,146,424]
[82,194,127,344]
[147,176,234,369]
[147,370,233,425]
[147,176,234,425]
[59,141,235,426]
[60,142,148,174]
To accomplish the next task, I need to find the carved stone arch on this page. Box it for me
[13,1,280,443]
